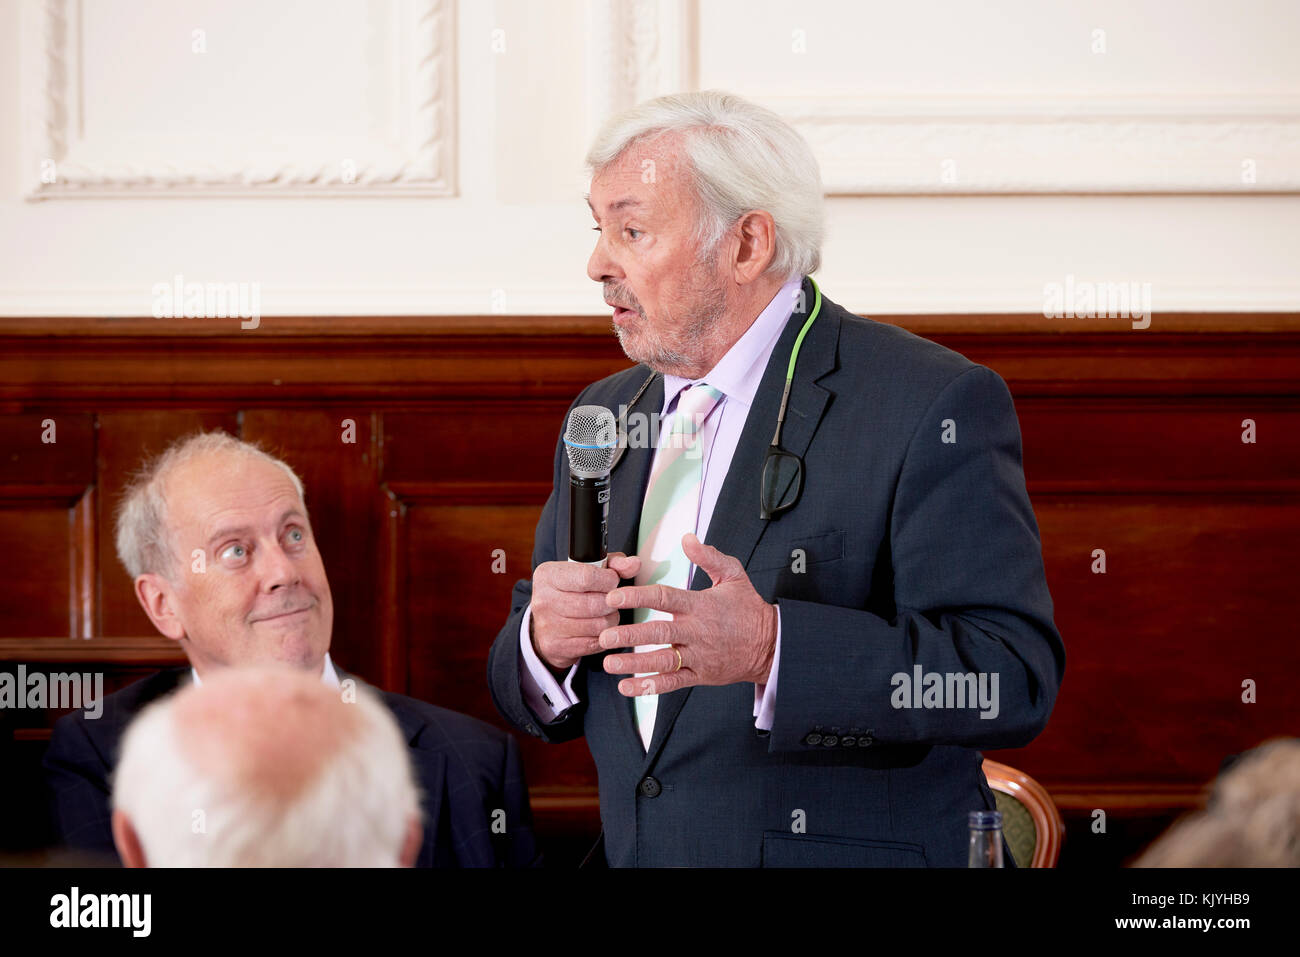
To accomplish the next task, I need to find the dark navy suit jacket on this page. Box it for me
[43,666,539,867]
[488,278,1064,867]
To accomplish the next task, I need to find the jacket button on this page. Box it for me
[860,731,874,748]
[822,734,839,747]
[638,776,662,798]
[840,735,856,747]
[804,732,822,746]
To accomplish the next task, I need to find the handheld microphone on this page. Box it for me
[564,405,617,566]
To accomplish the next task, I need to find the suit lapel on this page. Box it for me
[608,371,663,558]
[644,277,841,767]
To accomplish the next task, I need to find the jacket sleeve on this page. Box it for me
[486,395,589,745]
[768,364,1065,752]
[42,714,119,857]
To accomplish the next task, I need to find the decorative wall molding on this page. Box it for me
[21,0,458,199]
[585,0,696,148]
[588,3,1299,194]
[769,93,1300,194]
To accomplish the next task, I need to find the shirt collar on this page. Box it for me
[661,277,803,413]
[191,651,340,688]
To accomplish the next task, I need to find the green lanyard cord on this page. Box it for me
[770,276,821,447]
[786,275,822,380]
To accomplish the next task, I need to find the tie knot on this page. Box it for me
[677,383,723,419]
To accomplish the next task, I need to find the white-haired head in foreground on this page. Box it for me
[585,89,824,282]
[111,668,422,867]
[1133,737,1300,867]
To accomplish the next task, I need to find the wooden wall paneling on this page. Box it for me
[1016,401,1300,492]
[0,487,82,639]
[0,413,94,644]
[377,475,407,694]
[991,494,1300,792]
[70,484,95,640]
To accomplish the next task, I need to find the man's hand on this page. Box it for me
[530,552,641,672]
[599,533,777,696]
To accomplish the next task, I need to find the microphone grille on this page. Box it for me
[564,405,617,477]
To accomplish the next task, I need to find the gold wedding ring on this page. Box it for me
[671,646,683,673]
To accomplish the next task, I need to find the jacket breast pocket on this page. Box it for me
[761,830,928,868]
[746,529,844,574]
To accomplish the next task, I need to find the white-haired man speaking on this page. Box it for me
[46,431,538,867]
[113,668,420,867]
[489,90,1064,866]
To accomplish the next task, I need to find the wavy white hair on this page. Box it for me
[112,672,419,867]
[585,90,824,280]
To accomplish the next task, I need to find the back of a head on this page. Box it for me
[1134,737,1300,867]
[112,668,419,867]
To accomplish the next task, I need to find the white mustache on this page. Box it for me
[604,287,641,312]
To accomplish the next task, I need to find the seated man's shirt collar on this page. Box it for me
[191,651,340,688]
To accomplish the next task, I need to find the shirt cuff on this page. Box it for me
[519,603,581,721]
[752,606,781,731]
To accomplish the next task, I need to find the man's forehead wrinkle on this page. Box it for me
[164,457,305,544]
[593,145,695,224]
[198,493,304,543]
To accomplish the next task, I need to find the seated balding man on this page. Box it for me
[44,430,538,867]
[113,668,421,867]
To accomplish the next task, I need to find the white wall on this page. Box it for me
[1,0,1296,317]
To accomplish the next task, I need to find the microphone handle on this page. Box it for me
[568,472,610,566]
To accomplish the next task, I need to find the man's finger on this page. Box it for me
[598,617,675,649]
[602,646,683,676]
[548,636,605,660]
[606,552,641,579]
[681,533,744,586]
[540,560,620,594]
[618,669,694,697]
[541,589,617,619]
[606,582,692,615]
[542,614,619,640]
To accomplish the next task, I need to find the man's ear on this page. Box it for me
[729,209,777,285]
[399,814,423,868]
[111,809,147,868]
[134,573,186,642]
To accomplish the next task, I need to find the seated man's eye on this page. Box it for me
[287,528,304,544]
[220,544,246,563]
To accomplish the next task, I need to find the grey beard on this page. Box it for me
[612,282,729,376]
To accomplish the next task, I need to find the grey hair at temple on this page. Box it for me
[114,431,306,580]
[585,89,825,281]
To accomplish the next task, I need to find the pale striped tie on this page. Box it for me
[631,383,724,750]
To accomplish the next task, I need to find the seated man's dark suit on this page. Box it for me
[488,277,1065,867]
[44,666,539,867]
